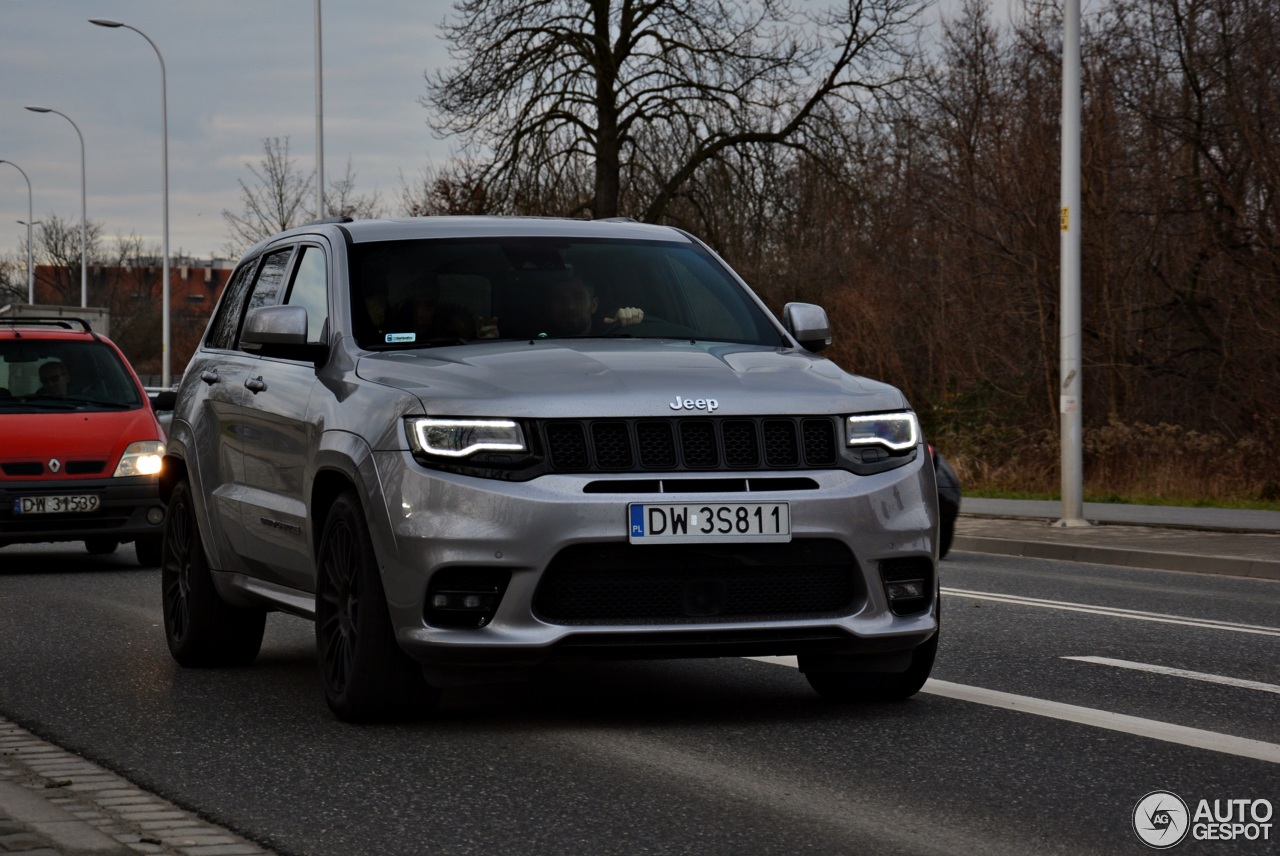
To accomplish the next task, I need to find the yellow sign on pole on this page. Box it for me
[1060,206,1070,232]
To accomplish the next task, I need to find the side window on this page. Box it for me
[205,258,259,350]
[246,248,295,314]
[285,246,329,344]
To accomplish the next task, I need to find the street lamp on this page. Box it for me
[91,18,172,388]
[0,159,35,303]
[24,106,87,309]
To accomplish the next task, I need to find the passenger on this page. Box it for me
[388,294,474,340]
[381,273,499,341]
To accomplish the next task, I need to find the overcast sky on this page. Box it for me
[1,0,456,260]
[1,0,1007,261]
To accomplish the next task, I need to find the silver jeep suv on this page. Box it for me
[161,216,941,721]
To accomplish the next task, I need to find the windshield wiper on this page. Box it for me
[71,398,131,409]
[9,398,80,411]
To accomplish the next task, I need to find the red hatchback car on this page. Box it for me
[0,317,166,565]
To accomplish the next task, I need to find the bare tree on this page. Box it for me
[0,255,22,305]
[326,157,385,219]
[221,136,315,254]
[223,138,391,253]
[31,214,105,306]
[423,0,924,221]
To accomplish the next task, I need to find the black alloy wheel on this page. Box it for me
[161,478,265,666]
[315,490,439,722]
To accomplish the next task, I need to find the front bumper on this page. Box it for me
[372,446,940,670]
[0,476,165,546]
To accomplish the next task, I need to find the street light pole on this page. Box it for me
[24,106,86,308]
[0,159,35,303]
[315,0,325,219]
[1057,0,1086,527]
[91,18,172,388]
[17,222,43,304]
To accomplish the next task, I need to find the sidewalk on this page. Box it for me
[0,716,270,856]
[3,501,1277,856]
[953,498,1280,580]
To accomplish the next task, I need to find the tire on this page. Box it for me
[84,537,119,555]
[938,512,955,559]
[805,597,941,702]
[315,491,440,722]
[135,535,163,567]
[161,479,266,666]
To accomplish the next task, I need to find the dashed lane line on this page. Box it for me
[748,657,1280,765]
[1062,656,1280,695]
[942,587,1280,637]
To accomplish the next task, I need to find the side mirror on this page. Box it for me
[782,302,832,352]
[240,305,327,363]
[149,390,177,412]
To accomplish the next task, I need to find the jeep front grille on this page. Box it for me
[538,417,838,473]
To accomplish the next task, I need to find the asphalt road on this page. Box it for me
[1,543,1277,855]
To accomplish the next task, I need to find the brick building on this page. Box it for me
[31,257,236,384]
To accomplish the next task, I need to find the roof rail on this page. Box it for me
[301,215,354,226]
[597,216,638,223]
[0,316,93,333]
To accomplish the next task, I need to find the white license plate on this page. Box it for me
[628,502,791,544]
[13,495,101,515]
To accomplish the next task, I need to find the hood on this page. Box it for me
[0,408,163,475]
[355,340,908,418]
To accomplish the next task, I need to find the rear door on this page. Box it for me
[180,256,262,571]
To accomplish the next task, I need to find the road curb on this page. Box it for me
[0,716,272,856]
[951,535,1280,581]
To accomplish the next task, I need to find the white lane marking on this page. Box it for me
[922,679,1280,764]
[1063,656,1280,695]
[747,657,1280,764]
[943,587,1280,637]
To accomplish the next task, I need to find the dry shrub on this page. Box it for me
[933,419,1280,503]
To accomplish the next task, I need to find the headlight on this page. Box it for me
[114,441,165,477]
[845,412,920,452]
[406,418,527,458]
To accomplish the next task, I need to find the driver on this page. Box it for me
[37,360,71,396]
[542,276,643,336]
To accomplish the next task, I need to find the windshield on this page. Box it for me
[0,339,143,412]
[347,237,786,350]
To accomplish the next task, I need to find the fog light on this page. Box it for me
[886,580,925,601]
[424,569,512,629]
[879,557,935,616]
[146,507,165,525]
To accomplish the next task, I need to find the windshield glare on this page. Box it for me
[348,237,785,349]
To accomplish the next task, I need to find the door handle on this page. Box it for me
[200,370,219,384]
[244,377,267,394]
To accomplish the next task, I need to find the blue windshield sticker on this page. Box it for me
[385,332,416,343]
